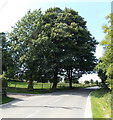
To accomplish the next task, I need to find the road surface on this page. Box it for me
[1,87,99,118]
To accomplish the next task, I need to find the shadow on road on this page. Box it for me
[2,86,100,110]
[2,104,82,110]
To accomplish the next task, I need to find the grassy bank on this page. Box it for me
[91,88,111,119]
[1,96,14,104]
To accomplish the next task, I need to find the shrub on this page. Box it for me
[95,80,99,85]
[90,79,94,84]
[0,72,8,96]
[84,80,90,84]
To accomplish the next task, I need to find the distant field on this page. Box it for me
[7,81,97,95]
[8,81,96,89]
[91,88,111,118]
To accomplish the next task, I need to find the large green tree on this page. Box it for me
[10,9,43,90]
[59,8,98,88]
[40,7,98,88]
[10,7,98,90]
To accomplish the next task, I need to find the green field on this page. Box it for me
[91,88,111,119]
[7,81,97,94]
[8,81,96,89]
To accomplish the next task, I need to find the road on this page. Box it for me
[1,87,99,118]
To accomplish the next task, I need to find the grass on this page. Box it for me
[1,96,14,104]
[7,81,97,94]
[7,86,83,94]
[8,81,96,89]
[91,88,111,119]
[7,87,53,94]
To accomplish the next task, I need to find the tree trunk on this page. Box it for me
[69,77,72,88]
[28,76,34,91]
[67,69,73,89]
[52,68,58,89]
[102,81,108,89]
[2,88,7,97]
[52,81,58,89]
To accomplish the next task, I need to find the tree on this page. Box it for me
[57,8,98,88]
[41,7,63,89]
[10,9,43,90]
[0,32,15,78]
[95,13,113,89]
[90,79,94,84]
[97,66,108,88]
[84,80,90,84]
[95,80,99,86]
[42,7,98,88]
[9,7,98,90]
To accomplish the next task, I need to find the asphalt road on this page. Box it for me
[1,87,99,118]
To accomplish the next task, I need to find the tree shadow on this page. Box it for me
[2,104,82,110]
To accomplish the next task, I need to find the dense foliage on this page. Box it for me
[95,13,113,89]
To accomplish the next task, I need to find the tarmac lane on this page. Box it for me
[1,87,99,118]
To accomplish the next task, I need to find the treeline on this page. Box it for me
[1,7,98,91]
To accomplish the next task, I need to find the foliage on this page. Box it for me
[95,13,113,89]
[0,72,8,96]
[0,32,15,78]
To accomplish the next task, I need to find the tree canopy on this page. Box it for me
[9,7,98,90]
[95,13,113,89]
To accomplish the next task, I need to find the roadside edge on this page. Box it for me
[85,92,92,119]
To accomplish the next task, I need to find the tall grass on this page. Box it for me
[91,88,111,118]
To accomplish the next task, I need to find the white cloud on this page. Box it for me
[0,0,53,32]
[0,0,33,32]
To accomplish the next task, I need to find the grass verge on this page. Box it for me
[1,96,14,104]
[91,88,111,119]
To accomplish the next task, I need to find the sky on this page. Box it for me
[0,0,112,81]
